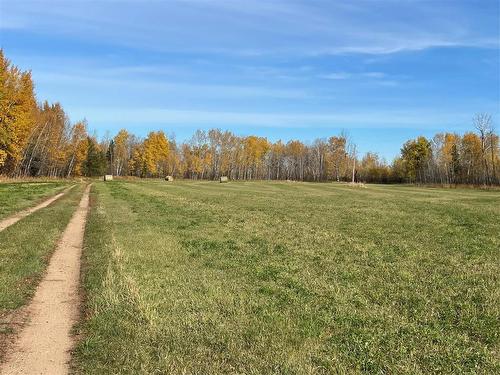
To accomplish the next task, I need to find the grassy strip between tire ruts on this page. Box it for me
[0,181,70,220]
[0,183,85,314]
[75,180,499,374]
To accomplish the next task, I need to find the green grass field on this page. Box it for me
[75,180,499,374]
[0,181,69,219]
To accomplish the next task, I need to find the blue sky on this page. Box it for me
[1,0,499,160]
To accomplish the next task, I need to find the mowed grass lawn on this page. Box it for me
[76,180,499,374]
[0,181,69,219]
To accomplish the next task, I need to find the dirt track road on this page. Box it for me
[0,186,74,232]
[1,184,90,375]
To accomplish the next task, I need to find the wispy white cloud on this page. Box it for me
[319,73,352,80]
[312,38,499,56]
[68,106,474,130]
[0,18,26,30]
[319,72,388,81]
[33,71,311,100]
[2,0,498,56]
[362,72,386,79]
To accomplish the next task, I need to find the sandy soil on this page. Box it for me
[0,186,74,232]
[1,184,91,375]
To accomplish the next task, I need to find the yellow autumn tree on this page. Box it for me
[461,132,483,184]
[327,135,348,181]
[129,131,170,177]
[269,140,285,179]
[166,139,181,176]
[113,129,132,176]
[66,121,89,177]
[287,140,307,180]
[0,50,36,173]
[440,133,460,183]
[242,136,269,179]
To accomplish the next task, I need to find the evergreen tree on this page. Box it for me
[83,137,106,177]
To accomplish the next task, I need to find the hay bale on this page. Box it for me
[348,182,367,188]
[220,176,228,183]
[104,175,113,181]
[165,175,174,182]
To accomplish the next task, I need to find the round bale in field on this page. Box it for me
[165,176,174,182]
[220,176,228,183]
[104,175,113,181]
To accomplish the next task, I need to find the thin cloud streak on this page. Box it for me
[2,0,498,57]
[69,107,473,129]
[33,72,311,100]
[319,72,387,80]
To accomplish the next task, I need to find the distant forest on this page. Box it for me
[1,50,498,185]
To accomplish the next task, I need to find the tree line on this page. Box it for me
[1,50,498,185]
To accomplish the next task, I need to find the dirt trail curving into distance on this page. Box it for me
[1,184,91,375]
[0,185,75,232]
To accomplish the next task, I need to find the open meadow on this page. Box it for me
[72,180,500,374]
